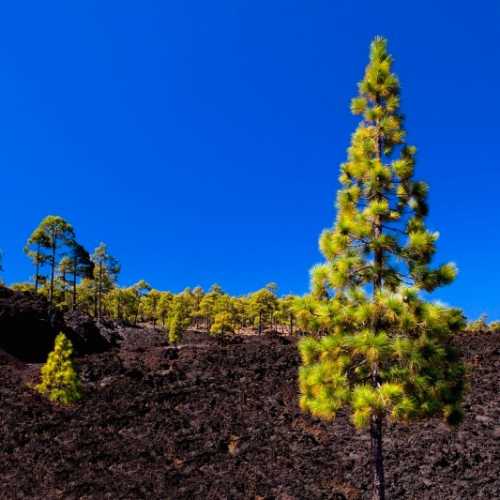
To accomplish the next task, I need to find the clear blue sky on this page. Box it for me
[1,1,499,319]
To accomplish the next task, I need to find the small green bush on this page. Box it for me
[36,332,81,405]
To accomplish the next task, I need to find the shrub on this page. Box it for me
[36,332,81,404]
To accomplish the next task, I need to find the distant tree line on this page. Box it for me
[3,214,497,343]
[7,215,318,341]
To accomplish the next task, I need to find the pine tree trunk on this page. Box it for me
[62,270,67,306]
[134,303,140,325]
[72,271,77,310]
[97,263,103,321]
[370,119,386,500]
[34,245,41,292]
[49,238,56,308]
[72,255,77,310]
[370,414,385,500]
[94,282,98,318]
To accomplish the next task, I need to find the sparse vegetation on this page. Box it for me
[465,314,500,334]
[0,25,497,500]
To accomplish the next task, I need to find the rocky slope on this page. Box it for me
[0,325,498,499]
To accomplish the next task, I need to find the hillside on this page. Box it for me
[0,325,498,499]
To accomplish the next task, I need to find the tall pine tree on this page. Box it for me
[91,243,120,320]
[25,216,75,307]
[298,37,465,500]
[24,226,50,292]
[67,241,94,310]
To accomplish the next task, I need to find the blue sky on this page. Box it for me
[1,1,499,319]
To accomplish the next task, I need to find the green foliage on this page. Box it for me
[36,332,81,405]
[299,294,465,426]
[64,242,94,310]
[142,288,162,325]
[10,282,36,293]
[298,37,465,435]
[199,284,224,329]
[277,295,297,334]
[104,286,138,323]
[210,311,236,336]
[24,226,50,290]
[465,314,488,333]
[166,292,193,343]
[489,320,500,334]
[465,314,500,334]
[191,286,205,327]
[23,216,93,313]
[167,312,182,344]
[91,243,120,320]
[247,284,279,334]
[25,216,76,304]
[157,291,174,326]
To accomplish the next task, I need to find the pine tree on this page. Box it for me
[24,228,45,292]
[209,293,238,336]
[35,215,75,306]
[298,37,465,500]
[158,291,174,327]
[142,288,162,326]
[191,286,205,329]
[210,311,235,337]
[166,293,193,344]
[28,216,76,307]
[57,256,73,308]
[247,283,279,335]
[66,241,94,310]
[277,295,297,334]
[91,243,120,320]
[130,279,152,324]
[36,332,82,405]
[199,284,224,330]
[167,311,182,344]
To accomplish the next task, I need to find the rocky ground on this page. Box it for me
[0,315,499,499]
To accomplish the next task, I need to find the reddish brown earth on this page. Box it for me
[0,328,498,499]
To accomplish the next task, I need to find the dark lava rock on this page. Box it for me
[0,328,498,499]
[63,310,113,355]
[0,286,119,362]
[0,286,64,362]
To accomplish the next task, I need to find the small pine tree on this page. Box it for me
[166,293,192,344]
[247,284,279,335]
[168,311,182,344]
[210,311,235,337]
[36,332,82,405]
[298,37,465,500]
